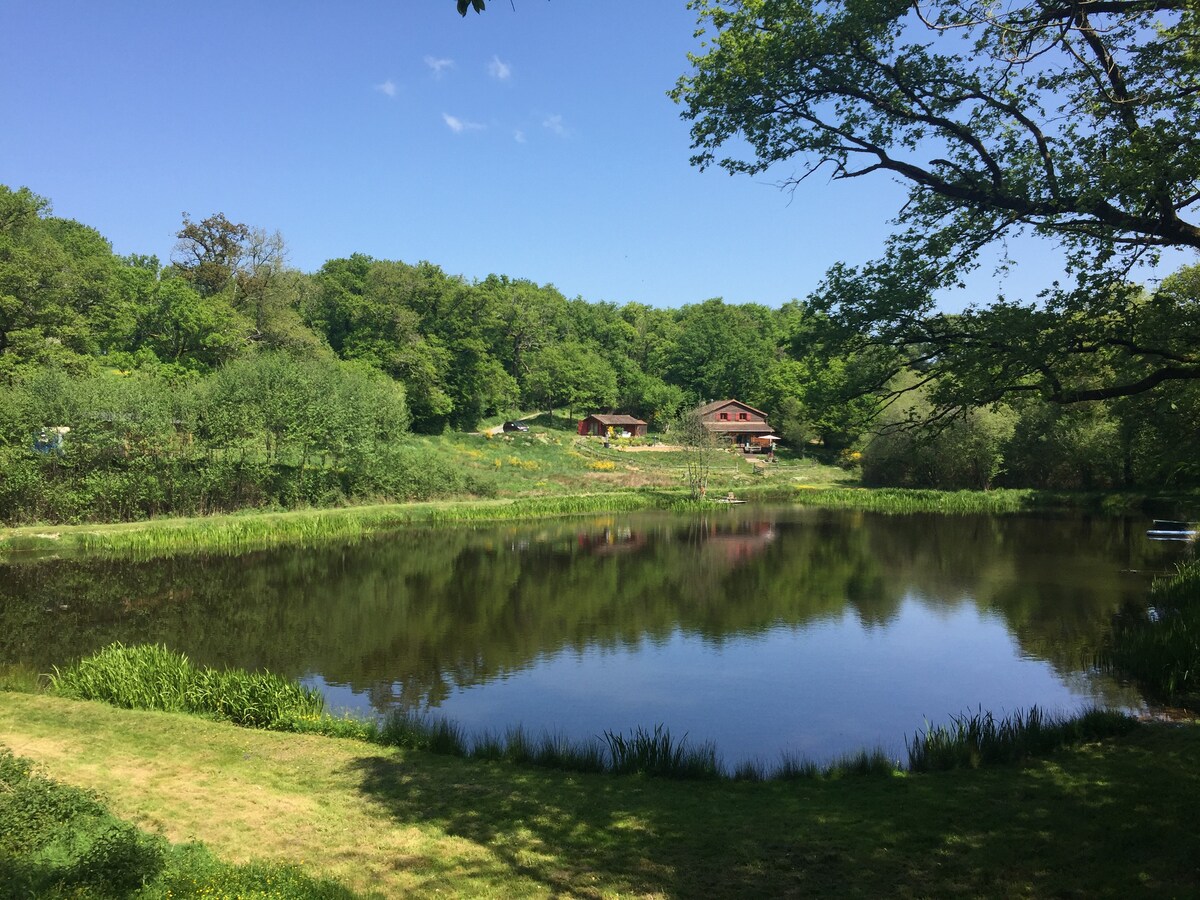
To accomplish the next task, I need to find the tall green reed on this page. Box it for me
[1098,559,1200,705]
[602,724,722,779]
[906,706,1135,772]
[54,647,1138,782]
[50,643,324,729]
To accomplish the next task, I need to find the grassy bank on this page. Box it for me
[4,417,1194,561]
[2,692,1197,898]
[0,482,1163,563]
[0,493,680,561]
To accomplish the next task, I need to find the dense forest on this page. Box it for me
[1,183,1197,523]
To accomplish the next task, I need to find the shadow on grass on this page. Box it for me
[344,724,1200,897]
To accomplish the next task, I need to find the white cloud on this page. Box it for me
[488,55,512,80]
[425,56,455,77]
[375,79,397,98]
[443,113,484,133]
[543,114,567,137]
[514,129,526,143]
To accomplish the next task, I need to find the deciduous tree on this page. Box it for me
[674,0,1200,411]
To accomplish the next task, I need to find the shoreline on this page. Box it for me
[1,485,1191,562]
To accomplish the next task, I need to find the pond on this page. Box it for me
[0,507,1189,766]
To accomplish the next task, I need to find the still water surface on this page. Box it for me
[0,507,1188,764]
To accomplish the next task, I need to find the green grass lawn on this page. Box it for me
[2,693,1198,898]
[407,414,848,497]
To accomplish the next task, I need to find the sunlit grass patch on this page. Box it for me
[0,746,353,899]
[788,487,1042,514]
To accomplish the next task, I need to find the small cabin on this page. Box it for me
[577,414,648,437]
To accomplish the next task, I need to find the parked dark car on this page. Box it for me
[502,421,529,432]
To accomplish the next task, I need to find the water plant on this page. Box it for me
[3,493,681,562]
[602,724,723,779]
[50,645,1141,784]
[1099,559,1200,707]
[786,487,1044,516]
[905,706,1136,772]
[50,642,325,729]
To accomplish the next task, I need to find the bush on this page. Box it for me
[0,747,166,898]
[0,747,355,899]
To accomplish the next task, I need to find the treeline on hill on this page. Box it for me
[1,183,1197,523]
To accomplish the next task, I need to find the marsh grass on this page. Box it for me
[905,706,1136,772]
[602,724,723,779]
[764,749,903,781]
[787,487,1046,515]
[0,663,45,693]
[3,493,688,561]
[1099,559,1200,706]
[50,642,325,729]
[826,748,901,778]
[52,645,1139,783]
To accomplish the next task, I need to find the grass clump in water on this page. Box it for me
[767,749,900,781]
[788,487,1042,515]
[602,724,722,779]
[1099,559,1200,708]
[905,706,1136,772]
[50,642,325,729]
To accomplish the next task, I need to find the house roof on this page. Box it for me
[695,398,771,419]
[583,414,648,426]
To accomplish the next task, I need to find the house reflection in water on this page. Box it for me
[573,518,777,568]
[576,526,647,556]
[700,519,778,567]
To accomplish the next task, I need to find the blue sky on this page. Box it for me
[0,1,1186,309]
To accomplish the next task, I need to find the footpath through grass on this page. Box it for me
[1,693,1198,898]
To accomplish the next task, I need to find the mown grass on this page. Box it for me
[0,746,355,900]
[2,692,1198,898]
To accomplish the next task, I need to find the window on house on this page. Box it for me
[738,412,748,420]
[719,413,729,420]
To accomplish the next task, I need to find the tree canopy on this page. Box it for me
[674,0,1200,410]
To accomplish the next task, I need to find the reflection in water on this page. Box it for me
[0,508,1188,763]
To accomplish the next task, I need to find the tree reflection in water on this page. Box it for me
[1,508,1183,762]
